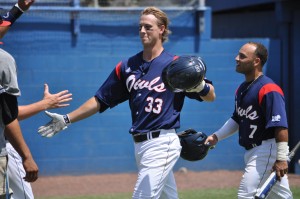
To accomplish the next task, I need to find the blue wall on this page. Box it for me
[1,8,281,175]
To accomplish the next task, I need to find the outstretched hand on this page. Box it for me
[43,83,72,109]
[38,111,70,138]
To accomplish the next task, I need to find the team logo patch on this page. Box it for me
[272,115,281,122]
[126,67,131,73]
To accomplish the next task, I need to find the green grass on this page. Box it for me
[39,187,300,199]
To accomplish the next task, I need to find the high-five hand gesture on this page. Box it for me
[38,111,71,138]
[42,83,72,109]
[18,84,72,121]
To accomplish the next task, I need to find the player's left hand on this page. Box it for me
[38,111,70,138]
[22,156,38,182]
[272,160,288,181]
[18,0,35,11]
[186,80,206,93]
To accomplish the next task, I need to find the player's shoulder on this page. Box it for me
[162,50,175,58]
[258,75,281,90]
[114,52,143,77]
[114,52,140,68]
[127,51,143,63]
[259,75,275,84]
[258,75,284,97]
[0,48,15,62]
[159,50,177,61]
[0,49,17,74]
[154,51,176,66]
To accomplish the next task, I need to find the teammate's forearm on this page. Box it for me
[18,101,48,121]
[68,97,100,123]
[274,128,288,142]
[4,119,33,160]
[0,27,10,39]
[0,1,34,39]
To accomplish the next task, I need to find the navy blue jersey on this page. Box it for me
[232,75,288,148]
[95,50,206,134]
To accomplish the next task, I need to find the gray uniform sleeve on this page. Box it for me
[0,49,20,96]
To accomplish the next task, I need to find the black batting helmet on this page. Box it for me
[178,129,211,161]
[162,55,206,92]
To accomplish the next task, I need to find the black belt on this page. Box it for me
[244,137,275,150]
[245,143,261,150]
[133,130,160,143]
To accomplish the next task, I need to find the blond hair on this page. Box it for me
[141,7,171,43]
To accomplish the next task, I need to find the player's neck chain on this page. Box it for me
[241,74,264,96]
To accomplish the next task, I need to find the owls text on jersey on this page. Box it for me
[95,51,206,134]
[232,75,288,149]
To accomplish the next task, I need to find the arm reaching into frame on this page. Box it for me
[0,0,35,39]
[38,96,101,138]
[18,84,72,121]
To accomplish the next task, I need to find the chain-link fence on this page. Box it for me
[0,0,207,30]
[0,0,203,7]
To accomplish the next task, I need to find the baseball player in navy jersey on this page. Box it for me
[38,6,216,199]
[205,42,292,199]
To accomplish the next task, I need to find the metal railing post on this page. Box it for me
[71,0,80,36]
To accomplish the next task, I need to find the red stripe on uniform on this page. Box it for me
[235,87,239,95]
[115,61,122,80]
[258,83,284,105]
[173,55,179,61]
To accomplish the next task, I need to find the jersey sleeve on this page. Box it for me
[259,83,288,129]
[0,93,18,125]
[231,110,239,124]
[94,61,129,112]
[0,49,20,96]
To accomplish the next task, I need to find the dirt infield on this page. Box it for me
[31,170,300,198]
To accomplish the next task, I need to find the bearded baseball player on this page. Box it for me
[38,6,216,199]
[205,42,292,199]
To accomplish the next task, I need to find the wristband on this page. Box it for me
[2,3,24,26]
[63,114,71,125]
[14,3,25,13]
[276,142,288,161]
[199,83,210,96]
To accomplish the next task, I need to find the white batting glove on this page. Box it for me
[38,111,71,138]
[186,80,206,93]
